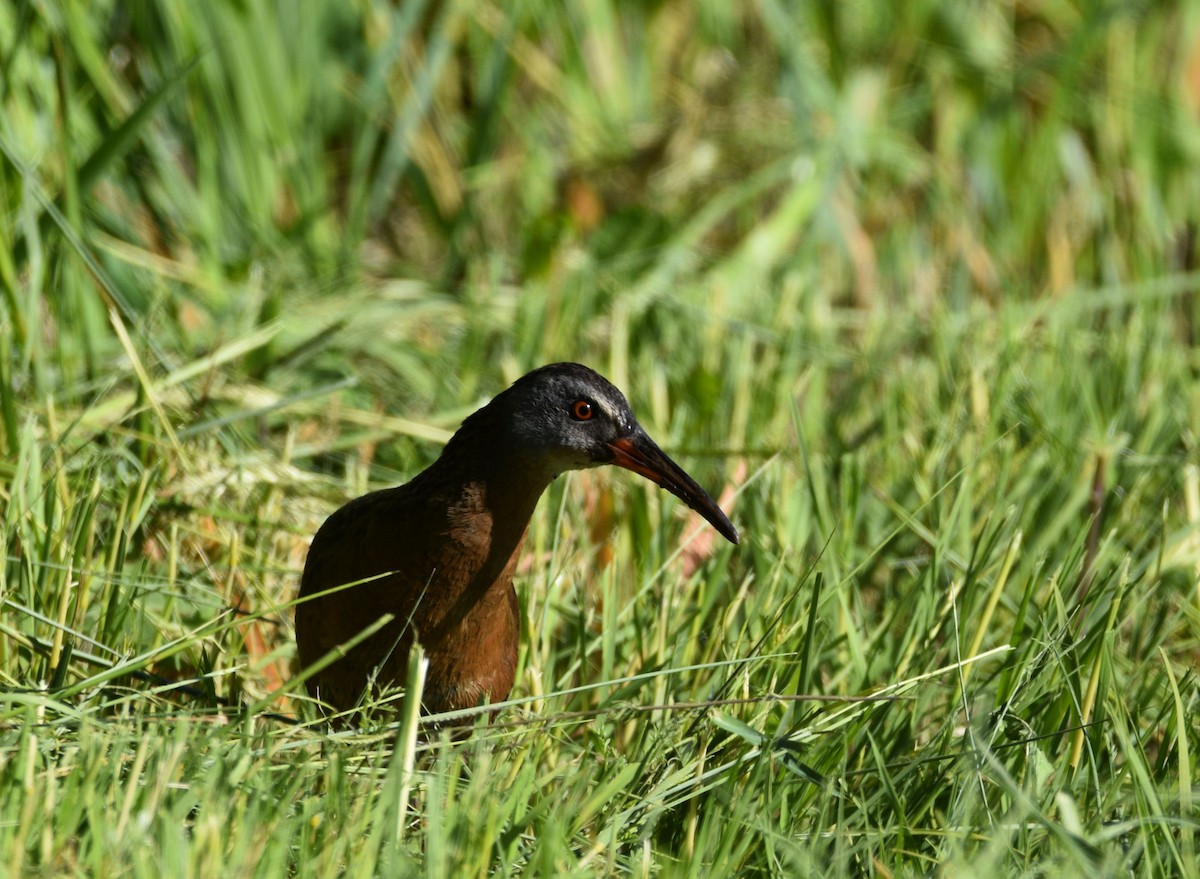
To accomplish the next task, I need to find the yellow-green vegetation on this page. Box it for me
[2,1,1199,876]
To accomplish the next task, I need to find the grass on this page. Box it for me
[2,0,1199,875]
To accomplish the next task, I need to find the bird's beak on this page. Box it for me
[607,429,740,544]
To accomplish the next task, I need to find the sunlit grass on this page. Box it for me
[2,1,1199,876]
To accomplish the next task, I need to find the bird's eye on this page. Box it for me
[571,399,594,421]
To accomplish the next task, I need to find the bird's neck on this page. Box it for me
[426,403,562,522]
[422,441,557,527]
[405,442,554,646]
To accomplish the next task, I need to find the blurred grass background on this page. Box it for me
[2,0,1200,875]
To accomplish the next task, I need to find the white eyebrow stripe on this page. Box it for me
[595,396,622,422]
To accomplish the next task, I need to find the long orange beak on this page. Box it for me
[607,430,739,544]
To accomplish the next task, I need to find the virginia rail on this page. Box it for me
[296,363,738,716]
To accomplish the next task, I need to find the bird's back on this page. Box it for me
[296,476,525,714]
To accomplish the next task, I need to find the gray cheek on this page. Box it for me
[535,446,596,481]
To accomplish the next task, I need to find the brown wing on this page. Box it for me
[295,486,441,711]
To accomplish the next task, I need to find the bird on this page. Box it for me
[295,362,739,717]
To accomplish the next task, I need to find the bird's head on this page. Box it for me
[465,363,739,544]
